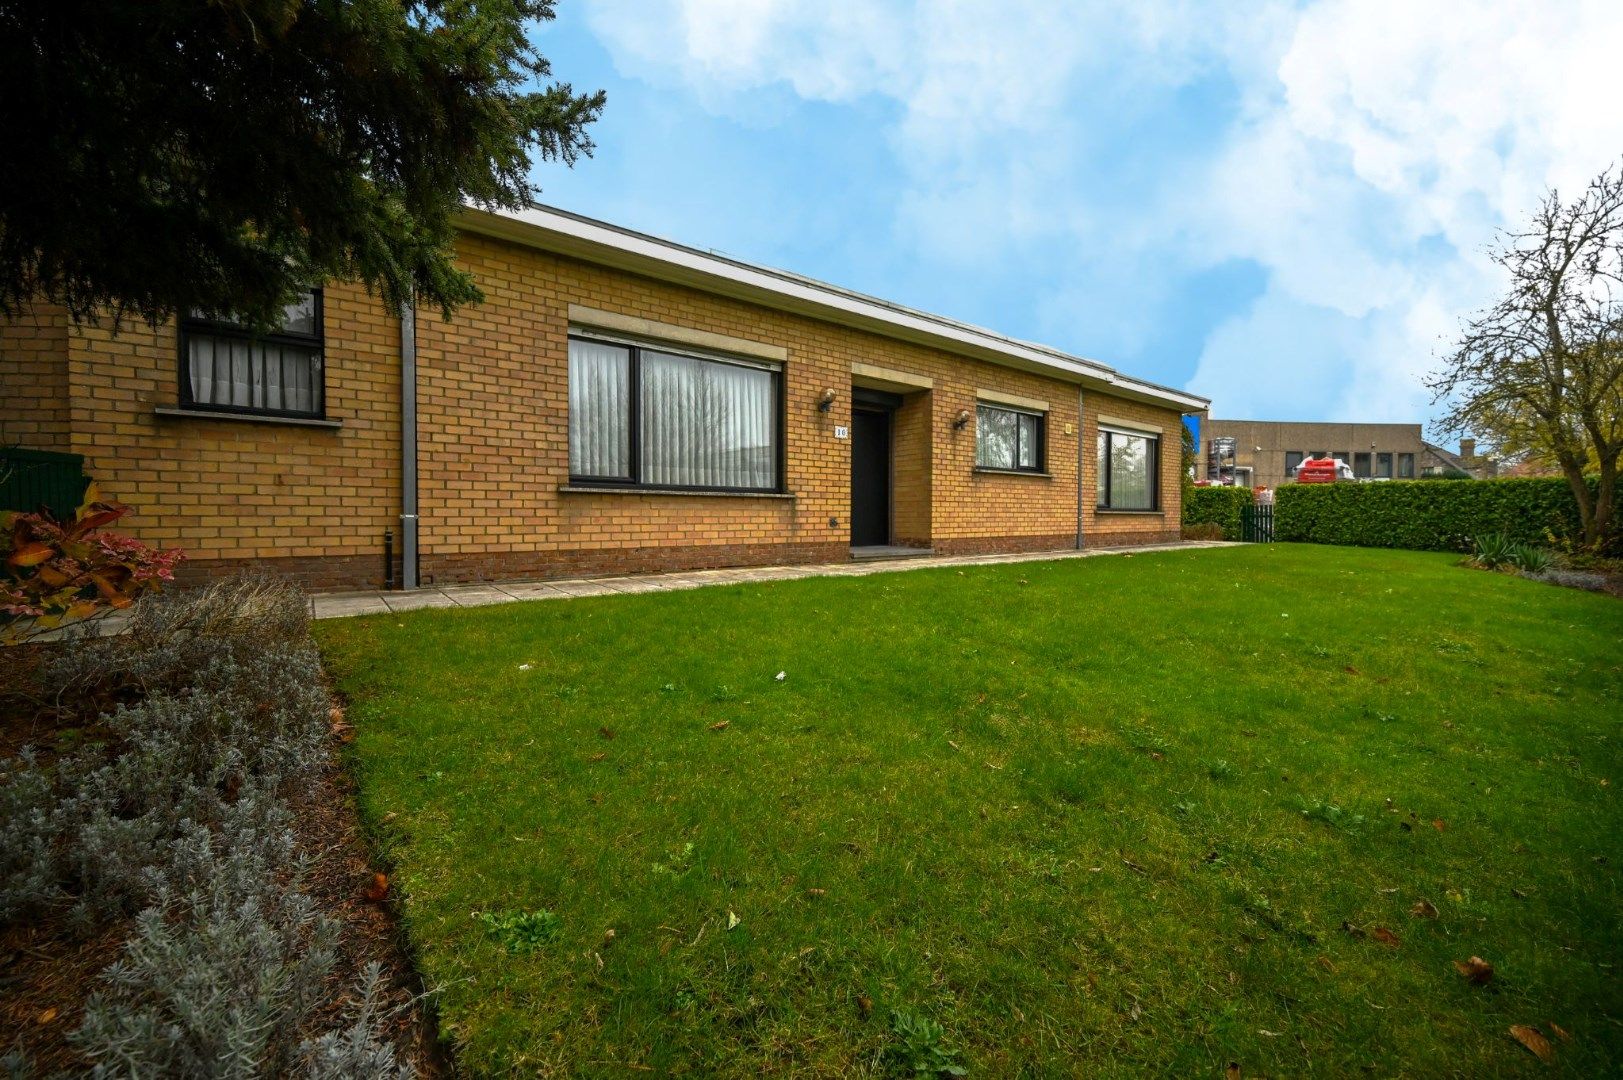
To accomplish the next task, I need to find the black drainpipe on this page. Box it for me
[400,299,419,589]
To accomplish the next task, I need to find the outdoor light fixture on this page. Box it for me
[953,409,971,430]
[818,387,837,412]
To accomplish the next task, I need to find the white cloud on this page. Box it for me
[580,0,1623,424]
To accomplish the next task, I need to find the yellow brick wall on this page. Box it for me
[38,286,402,586]
[0,229,1186,586]
[0,303,72,451]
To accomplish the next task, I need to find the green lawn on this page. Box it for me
[316,545,1623,1077]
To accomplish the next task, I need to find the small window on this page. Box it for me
[1311,450,1328,460]
[179,291,324,417]
[976,404,1044,472]
[1398,452,1415,478]
[1376,452,1393,478]
[1285,451,1304,475]
[568,335,782,492]
[1098,427,1159,510]
[1353,452,1372,478]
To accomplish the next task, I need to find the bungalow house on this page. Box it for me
[0,205,1207,590]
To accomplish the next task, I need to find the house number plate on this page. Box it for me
[834,426,849,439]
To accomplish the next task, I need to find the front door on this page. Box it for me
[850,407,891,546]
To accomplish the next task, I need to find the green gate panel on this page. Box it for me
[0,447,90,520]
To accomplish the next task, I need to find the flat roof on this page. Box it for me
[457,203,1208,413]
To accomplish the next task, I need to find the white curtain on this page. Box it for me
[568,339,632,478]
[1018,413,1039,468]
[187,334,320,413]
[640,349,773,488]
[1102,430,1155,509]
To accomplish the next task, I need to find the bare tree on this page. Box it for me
[1430,166,1623,549]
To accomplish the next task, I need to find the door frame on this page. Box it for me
[850,386,902,546]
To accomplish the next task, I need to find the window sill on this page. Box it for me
[1095,508,1164,516]
[559,485,795,500]
[972,467,1052,478]
[153,407,341,430]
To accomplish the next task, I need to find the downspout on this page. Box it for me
[400,299,420,589]
[1075,386,1086,550]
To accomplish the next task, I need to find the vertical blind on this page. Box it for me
[1098,429,1157,509]
[568,336,780,491]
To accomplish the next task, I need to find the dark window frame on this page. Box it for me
[1284,450,1305,475]
[974,402,1046,473]
[567,333,786,495]
[177,289,325,419]
[1097,427,1161,511]
[1353,451,1373,478]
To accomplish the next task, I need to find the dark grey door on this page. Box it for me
[850,408,891,546]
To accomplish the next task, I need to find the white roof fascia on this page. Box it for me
[457,203,1210,413]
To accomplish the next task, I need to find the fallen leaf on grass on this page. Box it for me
[1509,1024,1555,1064]
[1343,665,1360,675]
[37,1008,57,1025]
[726,911,741,931]
[1226,1063,1241,1080]
[328,705,345,725]
[1432,819,1446,832]
[1341,921,1366,939]
[805,888,825,898]
[1315,955,1336,973]
[1410,900,1439,918]
[599,726,616,740]
[1548,1022,1570,1042]
[363,872,390,902]
[708,720,730,731]
[857,994,873,1017]
[1370,927,1400,947]
[588,751,607,762]
[603,928,616,946]
[1454,956,1494,984]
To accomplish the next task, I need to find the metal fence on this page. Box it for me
[1241,503,1275,543]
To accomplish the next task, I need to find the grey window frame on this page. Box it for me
[177,289,325,419]
[974,402,1046,473]
[1097,426,1161,511]
[566,332,786,494]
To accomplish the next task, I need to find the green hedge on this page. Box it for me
[1274,477,1618,553]
[1183,486,1254,540]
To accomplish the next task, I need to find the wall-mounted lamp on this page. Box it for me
[952,409,971,430]
[818,387,837,413]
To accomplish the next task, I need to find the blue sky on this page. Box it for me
[529,1,1623,428]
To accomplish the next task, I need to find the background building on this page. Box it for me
[1203,420,1432,488]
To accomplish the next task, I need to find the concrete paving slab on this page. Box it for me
[305,542,1241,619]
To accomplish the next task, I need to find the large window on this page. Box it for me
[1376,452,1393,478]
[975,403,1044,472]
[1398,452,1415,478]
[1097,427,1159,510]
[568,335,782,492]
[1354,452,1372,478]
[1284,450,1305,475]
[179,291,323,417]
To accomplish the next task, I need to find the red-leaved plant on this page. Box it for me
[1,489,184,642]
